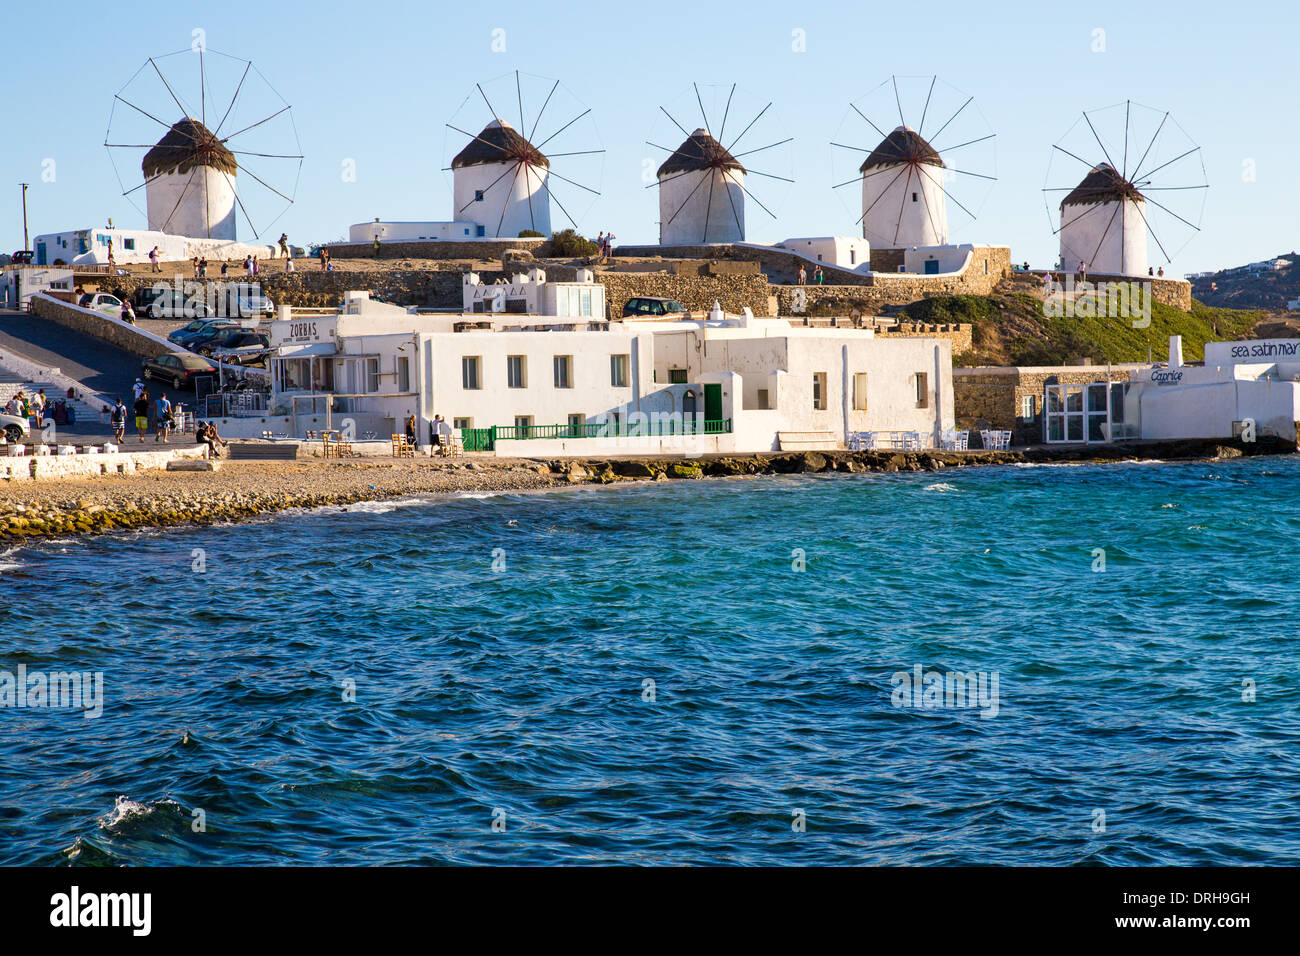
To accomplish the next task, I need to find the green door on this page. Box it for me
[704,384,722,422]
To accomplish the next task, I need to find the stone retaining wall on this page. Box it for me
[320,238,545,260]
[0,446,204,481]
[953,364,1146,444]
[596,272,773,321]
[31,294,179,359]
[615,243,875,285]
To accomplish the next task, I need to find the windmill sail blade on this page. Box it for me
[213,61,251,136]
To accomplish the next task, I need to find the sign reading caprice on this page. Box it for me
[0,665,103,718]
[1044,276,1152,328]
[1150,368,1184,385]
[891,665,999,718]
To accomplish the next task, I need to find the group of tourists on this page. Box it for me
[115,380,225,456]
[4,389,47,427]
[595,232,616,259]
[124,379,177,443]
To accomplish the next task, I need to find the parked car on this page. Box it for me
[78,292,125,315]
[0,413,30,443]
[167,318,242,348]
[198,330,271,364]
[140,287,214,320]
[234,293,276,319]
[141,352,218,390]
[621,296,689,318]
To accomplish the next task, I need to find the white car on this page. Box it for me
[0,413,31,443]
[78,292,124,315]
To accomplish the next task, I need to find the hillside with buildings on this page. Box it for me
[1187,254,1298,310]
[899,277,1265,367]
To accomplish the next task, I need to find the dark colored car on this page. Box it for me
[142,352,218,390]
[621,296,688,318]
[167,318,241,348]
[196,328,268,354]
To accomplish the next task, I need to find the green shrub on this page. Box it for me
[518,229,545,239]
[541,229,598,258]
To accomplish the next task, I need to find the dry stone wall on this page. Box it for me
[319,238,545,260]
[954,365,1144,444]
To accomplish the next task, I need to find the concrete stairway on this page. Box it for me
[0,371,102,425]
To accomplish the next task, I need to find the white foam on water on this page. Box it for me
[923,482,959,493]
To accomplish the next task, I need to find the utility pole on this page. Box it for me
[19,182,30,250]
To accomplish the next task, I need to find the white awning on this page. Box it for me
[275,343,336,358]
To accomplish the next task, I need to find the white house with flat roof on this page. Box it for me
[262,277,955,456]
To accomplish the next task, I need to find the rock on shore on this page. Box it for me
[0,438,1266,544]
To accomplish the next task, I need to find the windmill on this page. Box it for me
[647,83,793,245]
[444,71,604,239]
[105,47,302,240]
[1043,100,1206,277]
[831,75,996,251]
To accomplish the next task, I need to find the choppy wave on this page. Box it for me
[3,455,1299,865]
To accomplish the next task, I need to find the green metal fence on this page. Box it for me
[461,419,732,451]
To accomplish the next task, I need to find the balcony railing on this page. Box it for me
[462,418,732,451]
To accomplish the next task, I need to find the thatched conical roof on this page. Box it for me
[141,118,237,178]
[859,126,943,173]
[657,129,745,178]
[1062,163,1144,207]
[451,120,549,169]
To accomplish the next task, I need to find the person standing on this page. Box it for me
[154,392,173,443]
[814,265,824,285]
[279,233,290,259]
[374,234,382,258]
[221,261,229,277]
[797,264,807,286]
[148,246,160,273]
[31,389,46,428]
[110,398,127,444]
[133,390,150,443]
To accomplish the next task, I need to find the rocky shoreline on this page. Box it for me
[0,439,1273,545]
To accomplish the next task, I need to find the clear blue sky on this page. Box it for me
[2,0,1295,274]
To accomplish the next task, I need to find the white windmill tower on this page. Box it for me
[451,119,552,239]
[656,129,746,244]
[446,72,604,239]
[1058,164,1148,276]
[649,83,793,245]
[142,118,238,239]
[1044,101,1207,277]
[857,126,948,248]
[106,48,303,243]
[832,76,996,255]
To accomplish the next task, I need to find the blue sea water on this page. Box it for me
[1,457,1298,866]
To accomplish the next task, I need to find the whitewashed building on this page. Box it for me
[774,237,871,271]
[30,225,275,267]
[262,273,955,455]
[1059,163,1148,276]
[657,129,746,245]
[861,127,948,249]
